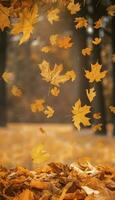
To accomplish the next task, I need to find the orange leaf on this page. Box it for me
[51,87,60,96]
[57,36,73,49]
[67,1,81,15]
[92,37,102,45]
[75,17,88,29]
[82,48,92,56]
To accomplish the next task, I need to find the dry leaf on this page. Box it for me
[92,37,102,45]
[85,62,107,83]
[2,72,14,83]
[82,47,92,56]
[57,36,73,49]
[109,106,115,114]
[31,144,49,164]
[86,87,96,102]
[93,112,101,120]
[75,17,88,29]
[31,99,45,113]
[11,4,39,45]
[51,87,60,96]
[0,4,10,30]
[50,34,58,45]
[67,1,81,15]
[72,99,91,130]
[94,18,102,29]
[44,106,54,118]
[47,8,60,24]
[41,46,52,53]
[107,5,115,16]
[13,189,34,200]
[82,186,99,195]
[59,182,73,200]
[11,86,22,97]
[92,124,103,132]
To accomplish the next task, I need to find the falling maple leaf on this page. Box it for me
[44,106,55,118]
[41,46,52,53]
[72,99,91,130]
[92,37,102,45]
[0,4,10,31]
[50,34,58,45]
[93,112,101,120]
[31,99,45,113]
[51,87,60,96]
[67,1,81,15]
[11,4,39,45]
[92,124,103,133]
[11,85,22,97]
[57,36,73,49]
[38,60,76,86]
[85,62,107,83]
[47,8,60,24]
[2,72,14,83]
[94,18,102,29]
[31,144,49,164]
[82,48,92,56]
[86,87,96,102]
[75,17,88,29]
[109,106,115,114]
[107,5,115,16]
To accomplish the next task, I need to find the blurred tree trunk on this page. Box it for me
[91,0,107,135]
[111,3,115,135]
[0,30,7,126]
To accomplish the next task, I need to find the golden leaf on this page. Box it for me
[47,8,60,24]
[31,99,45,113]
[44,106,54,118]
[57,36,73,49]
[72,99,91,130]
[67,1,81,15]
[75,17,88,29]
[112,54,115,63]
[0,4,10,31]
[13,189,34,200]
[109,106,115,114]
[93,112,101,120]
[41,46,52,53]
[50,34,58,45]
[11,4,39,45]
[11,86,22,97]
[2,72,14,83]
[51,87,60,96]
[107,5,115,16]
[38,60,76,86]
[94,18,102,29]
[85,62,107,83]
[82,48,92,56]
[92,124,102,132]
[31,144,49,164]
[86,87,96,102]
[92,37,102,45]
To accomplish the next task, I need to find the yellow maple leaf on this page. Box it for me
[57,36,73,49]
[11,4,39,45]
[47,8,60,24]
[44,106,55,118]
[107,5,115,16]
[11,86,22,97]
[94,18,102,29]
[92,37,102,45]
[0,4,10,31]
[31,144,49,164]
[67,1,81,15]
[86,87,96,102]
[2,72,14,83]
[31,99,45,113]
[109,106,115,114]
[85,62,107,83]
[41,46,52,53]
[51,87,60,96]
[112,54,115,63]
[38,60,76,86]
[50,34,58,45]
[92,124,102,133]
[75,17,88,29]
[93,112,101,120]
[72,99,91,130]
[82,47,92,56]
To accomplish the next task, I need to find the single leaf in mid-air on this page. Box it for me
[93,112,101,120]
[92,124,103,133]
[51,87,60,96]
[107,5,115,16]
[94,18,102,29]
[47,8,60,24]
[85,62,107,83]
[44,106,55,118]
[31,144,49,164]
[75,17,88,29]
[109,106,115,114]
[2,72,14,83]
[72,99,91,130]
[31,99,45,113]
[67,1,81,15]
[57,36,73,49]
[92,37,102,45]
[82,47,92,56]
[11,86,22,97]
[86,87,96,102]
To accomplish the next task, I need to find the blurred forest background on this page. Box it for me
[0,0,115,136]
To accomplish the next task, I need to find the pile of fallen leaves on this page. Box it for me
[0,162,115,200]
